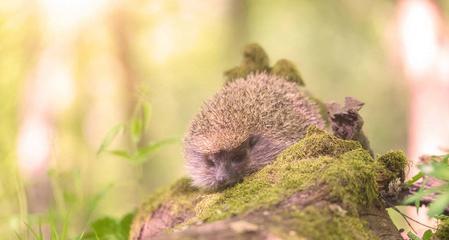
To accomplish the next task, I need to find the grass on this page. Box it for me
[2,102,175,239]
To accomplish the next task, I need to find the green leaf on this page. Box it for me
[421,162,449,181]
[428,192,449,217]
[415,178,428,213]
[422,229,433,240]
[407,231,421,240]
[130,102,152,144]
[415,198,420,214]
[131,138,177,164]
[108,149,132,160]
[406,172,424,186]
[141,102,151,132]
[404,188,440,204]
[82,213,133,240]
[97,124,124,156]
[119,212,135,239]
[130,117,143,143]
[404,183,448,204]
[90,217,121,238]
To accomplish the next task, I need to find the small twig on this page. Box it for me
[388,204,418,234]
[383,197,437,230]
[382,182,449,216]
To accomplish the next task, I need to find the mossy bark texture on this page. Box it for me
[130,127,407,240]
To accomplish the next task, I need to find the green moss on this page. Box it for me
[140,177,198,213]
[241,43,270,67]
[224,43,270,83]
[271,59,304,86]
[279,126,361,161]
[132,129,398,238]
[131,177,201,234]
[272,206,378,240]
[434,216,449,240]
[376,150,407,182]
[322,149,378,213]
[195,155,334,222]
[223,44,305,87]
[193,127,375,222]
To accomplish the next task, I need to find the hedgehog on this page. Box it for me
[183,73,325,190]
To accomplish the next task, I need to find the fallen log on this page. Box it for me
[130,127,410,240]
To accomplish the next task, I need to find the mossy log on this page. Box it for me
[129,127,408,240]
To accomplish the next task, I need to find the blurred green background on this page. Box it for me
[0,0,427,238]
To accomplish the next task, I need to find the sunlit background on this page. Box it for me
[1,0,449,238]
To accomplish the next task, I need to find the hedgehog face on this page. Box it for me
[204,135,260,190]
[185,135,260,190]
[206,148,248,188]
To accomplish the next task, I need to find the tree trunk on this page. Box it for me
[129,127,407,240]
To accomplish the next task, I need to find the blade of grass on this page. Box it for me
[61,210,70,240]
[406,172,424,186]
[108,149,132,160]
[97,124,124,156]
[24,222,39,240]
[132,138,177,164]
[82,183,114,232]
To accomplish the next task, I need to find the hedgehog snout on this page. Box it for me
[215,173,227,185]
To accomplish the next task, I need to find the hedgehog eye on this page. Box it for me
[231,147,248,164]
[231,156,245,164]
[205,156,215,167]
[248,135,260,148]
